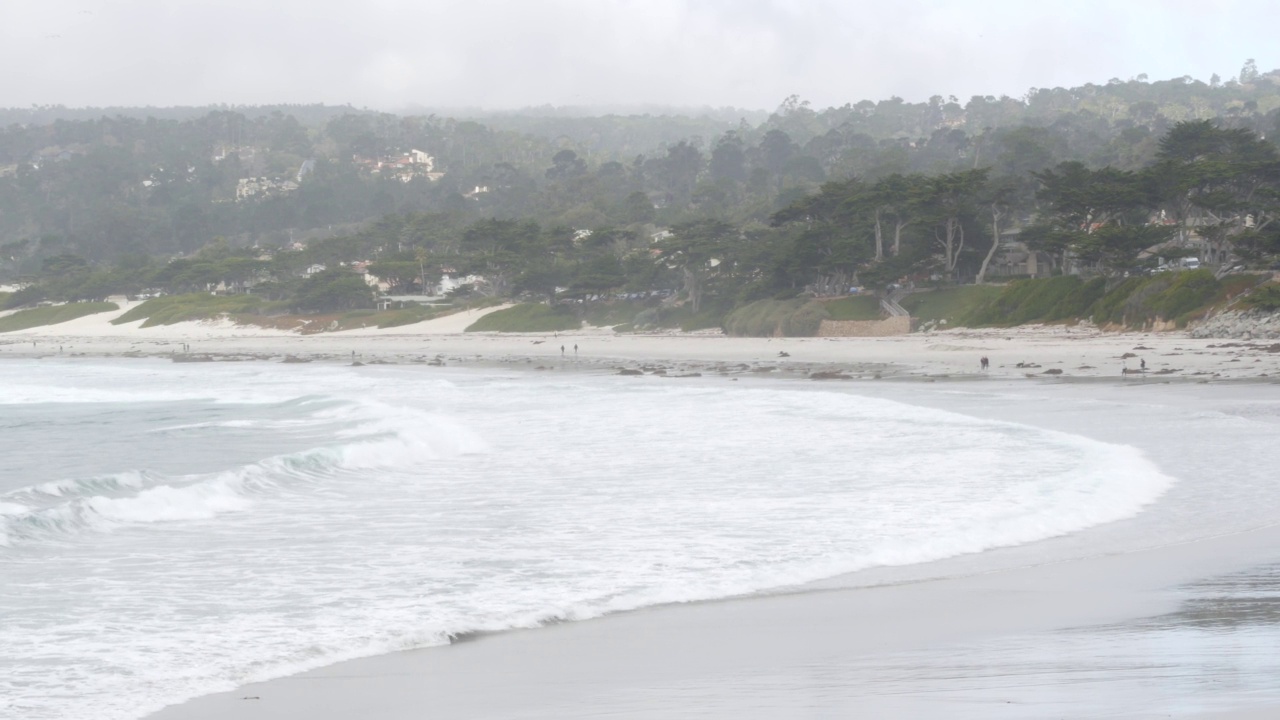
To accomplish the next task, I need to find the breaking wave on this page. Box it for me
[0,400,486,548]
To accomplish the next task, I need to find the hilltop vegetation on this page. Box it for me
[6,63,1280,270]
[6,65,1280,335]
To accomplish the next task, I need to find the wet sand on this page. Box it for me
[146,522,1280,719]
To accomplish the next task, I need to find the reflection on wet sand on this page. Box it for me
[826,563,1280,718]
[575,564,1280,720]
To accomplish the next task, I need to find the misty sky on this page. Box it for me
[1,0,1277,112]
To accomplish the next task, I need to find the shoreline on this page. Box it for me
[134,373,1280,720]
[3,301,1280,382]
[148,521,1280,720]
[10,305,1280,718]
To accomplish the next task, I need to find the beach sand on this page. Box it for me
[7,305,1280,718]
[3,301,1280,381]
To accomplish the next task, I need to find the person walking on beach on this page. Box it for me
[561,345,565,357]
[980,356,989,371]
[574,344,578,356]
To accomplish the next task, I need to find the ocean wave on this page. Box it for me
[0,400,485,548]
[0,368,1195,720]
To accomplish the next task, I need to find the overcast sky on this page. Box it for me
[1,0,1277,112]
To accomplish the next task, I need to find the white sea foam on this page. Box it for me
[0,400,484,548]
[0,363,1192,720]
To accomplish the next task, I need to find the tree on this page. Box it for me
[924,169,988,276]
[366,260,422,293]
[545,149,587,180]
[1032,162,1165,275]
[1148,120,1280,264]
[759,129,798,191]
[459,219,541,297]
[416,247,430,294]
[293,269,374,313]
[1241,58,1260,84]
[771,178,873,293]
[709,132,747,184]
[658,141,703,207]
[655,219,736,313]
[869,174,926,259]
[975,177,1020,284]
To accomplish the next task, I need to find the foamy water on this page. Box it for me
[0,360,1176,720]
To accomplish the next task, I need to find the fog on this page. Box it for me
[0,0,1277,111]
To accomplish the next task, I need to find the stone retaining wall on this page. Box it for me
[818,316,912,337]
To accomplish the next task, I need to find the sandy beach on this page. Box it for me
[4,301,1280,382]
[8,304,1280,719]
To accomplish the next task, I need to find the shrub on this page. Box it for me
[0,302,119,333]
[723,299,823,337]
[1154,270,1220,323]
[1241,282,1280,311]
[1087,276,1149,326]
[1045,277,1107,321]
[962,276,1083,326]
[112,294,264,327]
[3,285,47,309]
[581,301,652,328]
[784,301,832,336]
[465,303,581,332]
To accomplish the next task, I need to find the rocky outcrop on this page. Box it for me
[1190,309,1280,339]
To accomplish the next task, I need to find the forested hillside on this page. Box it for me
[6,64,1280,332]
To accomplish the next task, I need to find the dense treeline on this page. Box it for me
[7,65,1280,330]
[5,64,1280,268]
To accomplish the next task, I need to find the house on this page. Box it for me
[363,273,392,293]
[352,261,393,293]
[985,229,1052,279]
[437,272,486,295]
[353,149,443,183]
[235,177,299,202]
[212,145,257,163]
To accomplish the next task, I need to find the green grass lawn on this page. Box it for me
[901,286,1004,324]
[821,295,882,321]
[0,302,119,333]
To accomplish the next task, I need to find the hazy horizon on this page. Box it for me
[2,0,1278,114]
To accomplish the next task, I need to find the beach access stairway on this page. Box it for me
[880,287,910,318]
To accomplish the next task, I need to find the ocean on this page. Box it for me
[1,358,1266,719]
